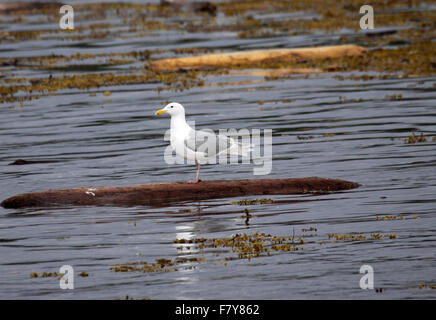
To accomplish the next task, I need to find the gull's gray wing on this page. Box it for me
[184,129,233,157]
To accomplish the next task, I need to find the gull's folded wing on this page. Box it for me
[184,129,233,157]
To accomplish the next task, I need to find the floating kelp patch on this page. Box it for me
[404,133,428,144]
[296,133,336,140]
[417,284,436,290]
[376,215,404,221]
[175,232,306,260]
[30,270,89,278]
[385,94,403,101]
[30,271,62,278]
[110,227,403,276]
[315,40,436,78]
[0,67,208,103]
[301,227,317,232]
[110,232,307,275]
[374,215,420,221]
[115,295,151,300]
[0,2,61,14]
[110,257,206,273]
[231,198,274,205]
[327,233,397,241]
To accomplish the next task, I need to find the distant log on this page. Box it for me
[149,45,366,72]
[0,2,62,13]
[160,0,216,15]
[8,159,60,165]
[1,177,359,209]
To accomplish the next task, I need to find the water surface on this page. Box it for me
[0,0,435,299]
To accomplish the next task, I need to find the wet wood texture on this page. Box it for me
[149,45,366,71]
[1,177,360,209]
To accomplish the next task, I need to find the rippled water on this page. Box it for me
[0,1,435,300]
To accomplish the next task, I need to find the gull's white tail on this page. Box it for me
[227,138,254,157]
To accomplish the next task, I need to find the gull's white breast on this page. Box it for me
[170,124,199,161]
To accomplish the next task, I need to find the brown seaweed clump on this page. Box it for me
[404,133,428,144]
[327,233,397,241]
[232,198,274,205]
[30,271,61,278]
[110,228,401,275]
[110,257,206,273]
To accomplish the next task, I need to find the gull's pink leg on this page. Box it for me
[187,160,200,184]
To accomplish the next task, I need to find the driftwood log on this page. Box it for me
[1,177,359,209]
[0,2,62,13]
[149,44,366,72]
[160,0,217,15]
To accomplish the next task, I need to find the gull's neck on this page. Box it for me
[170,113,191,132]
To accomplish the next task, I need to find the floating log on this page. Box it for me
[149,44,366,72]
[1,177,359,209]
[160,0,217,15]
[0,2,62,13]
[8,159,60,165]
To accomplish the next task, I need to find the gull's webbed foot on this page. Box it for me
[186,179,201,184]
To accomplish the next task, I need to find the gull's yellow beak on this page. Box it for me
[155,109,167,115]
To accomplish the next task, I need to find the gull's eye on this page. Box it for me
[170,106,173,108]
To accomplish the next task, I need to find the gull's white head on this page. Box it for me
[155,102,185,117]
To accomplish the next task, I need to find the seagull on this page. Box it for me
[155,102,252,183]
